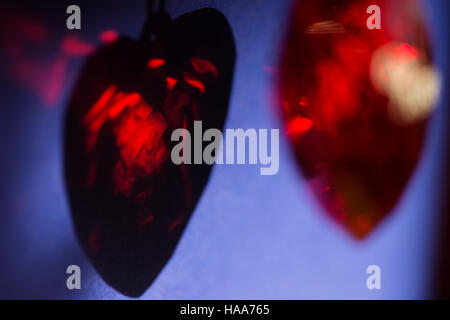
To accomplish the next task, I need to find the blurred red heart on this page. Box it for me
[278,0,440,238]
[65,8,235,296]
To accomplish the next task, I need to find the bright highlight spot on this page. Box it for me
[147,58,166,69]
[370,42,441,124]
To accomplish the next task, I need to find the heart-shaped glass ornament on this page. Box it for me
[278,0,440,238]
[64,3,235,296]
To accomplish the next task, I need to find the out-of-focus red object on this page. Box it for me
[279,0,440,238]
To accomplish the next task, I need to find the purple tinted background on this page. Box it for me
[0,0,448,299]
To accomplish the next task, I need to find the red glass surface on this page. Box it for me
[279,0,438,237]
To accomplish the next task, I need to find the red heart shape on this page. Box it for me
[65,8,235,296]
[278,0,439,238]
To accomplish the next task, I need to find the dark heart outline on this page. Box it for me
[64,8,236,297]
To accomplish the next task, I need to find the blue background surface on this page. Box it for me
[0,0,448,299]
